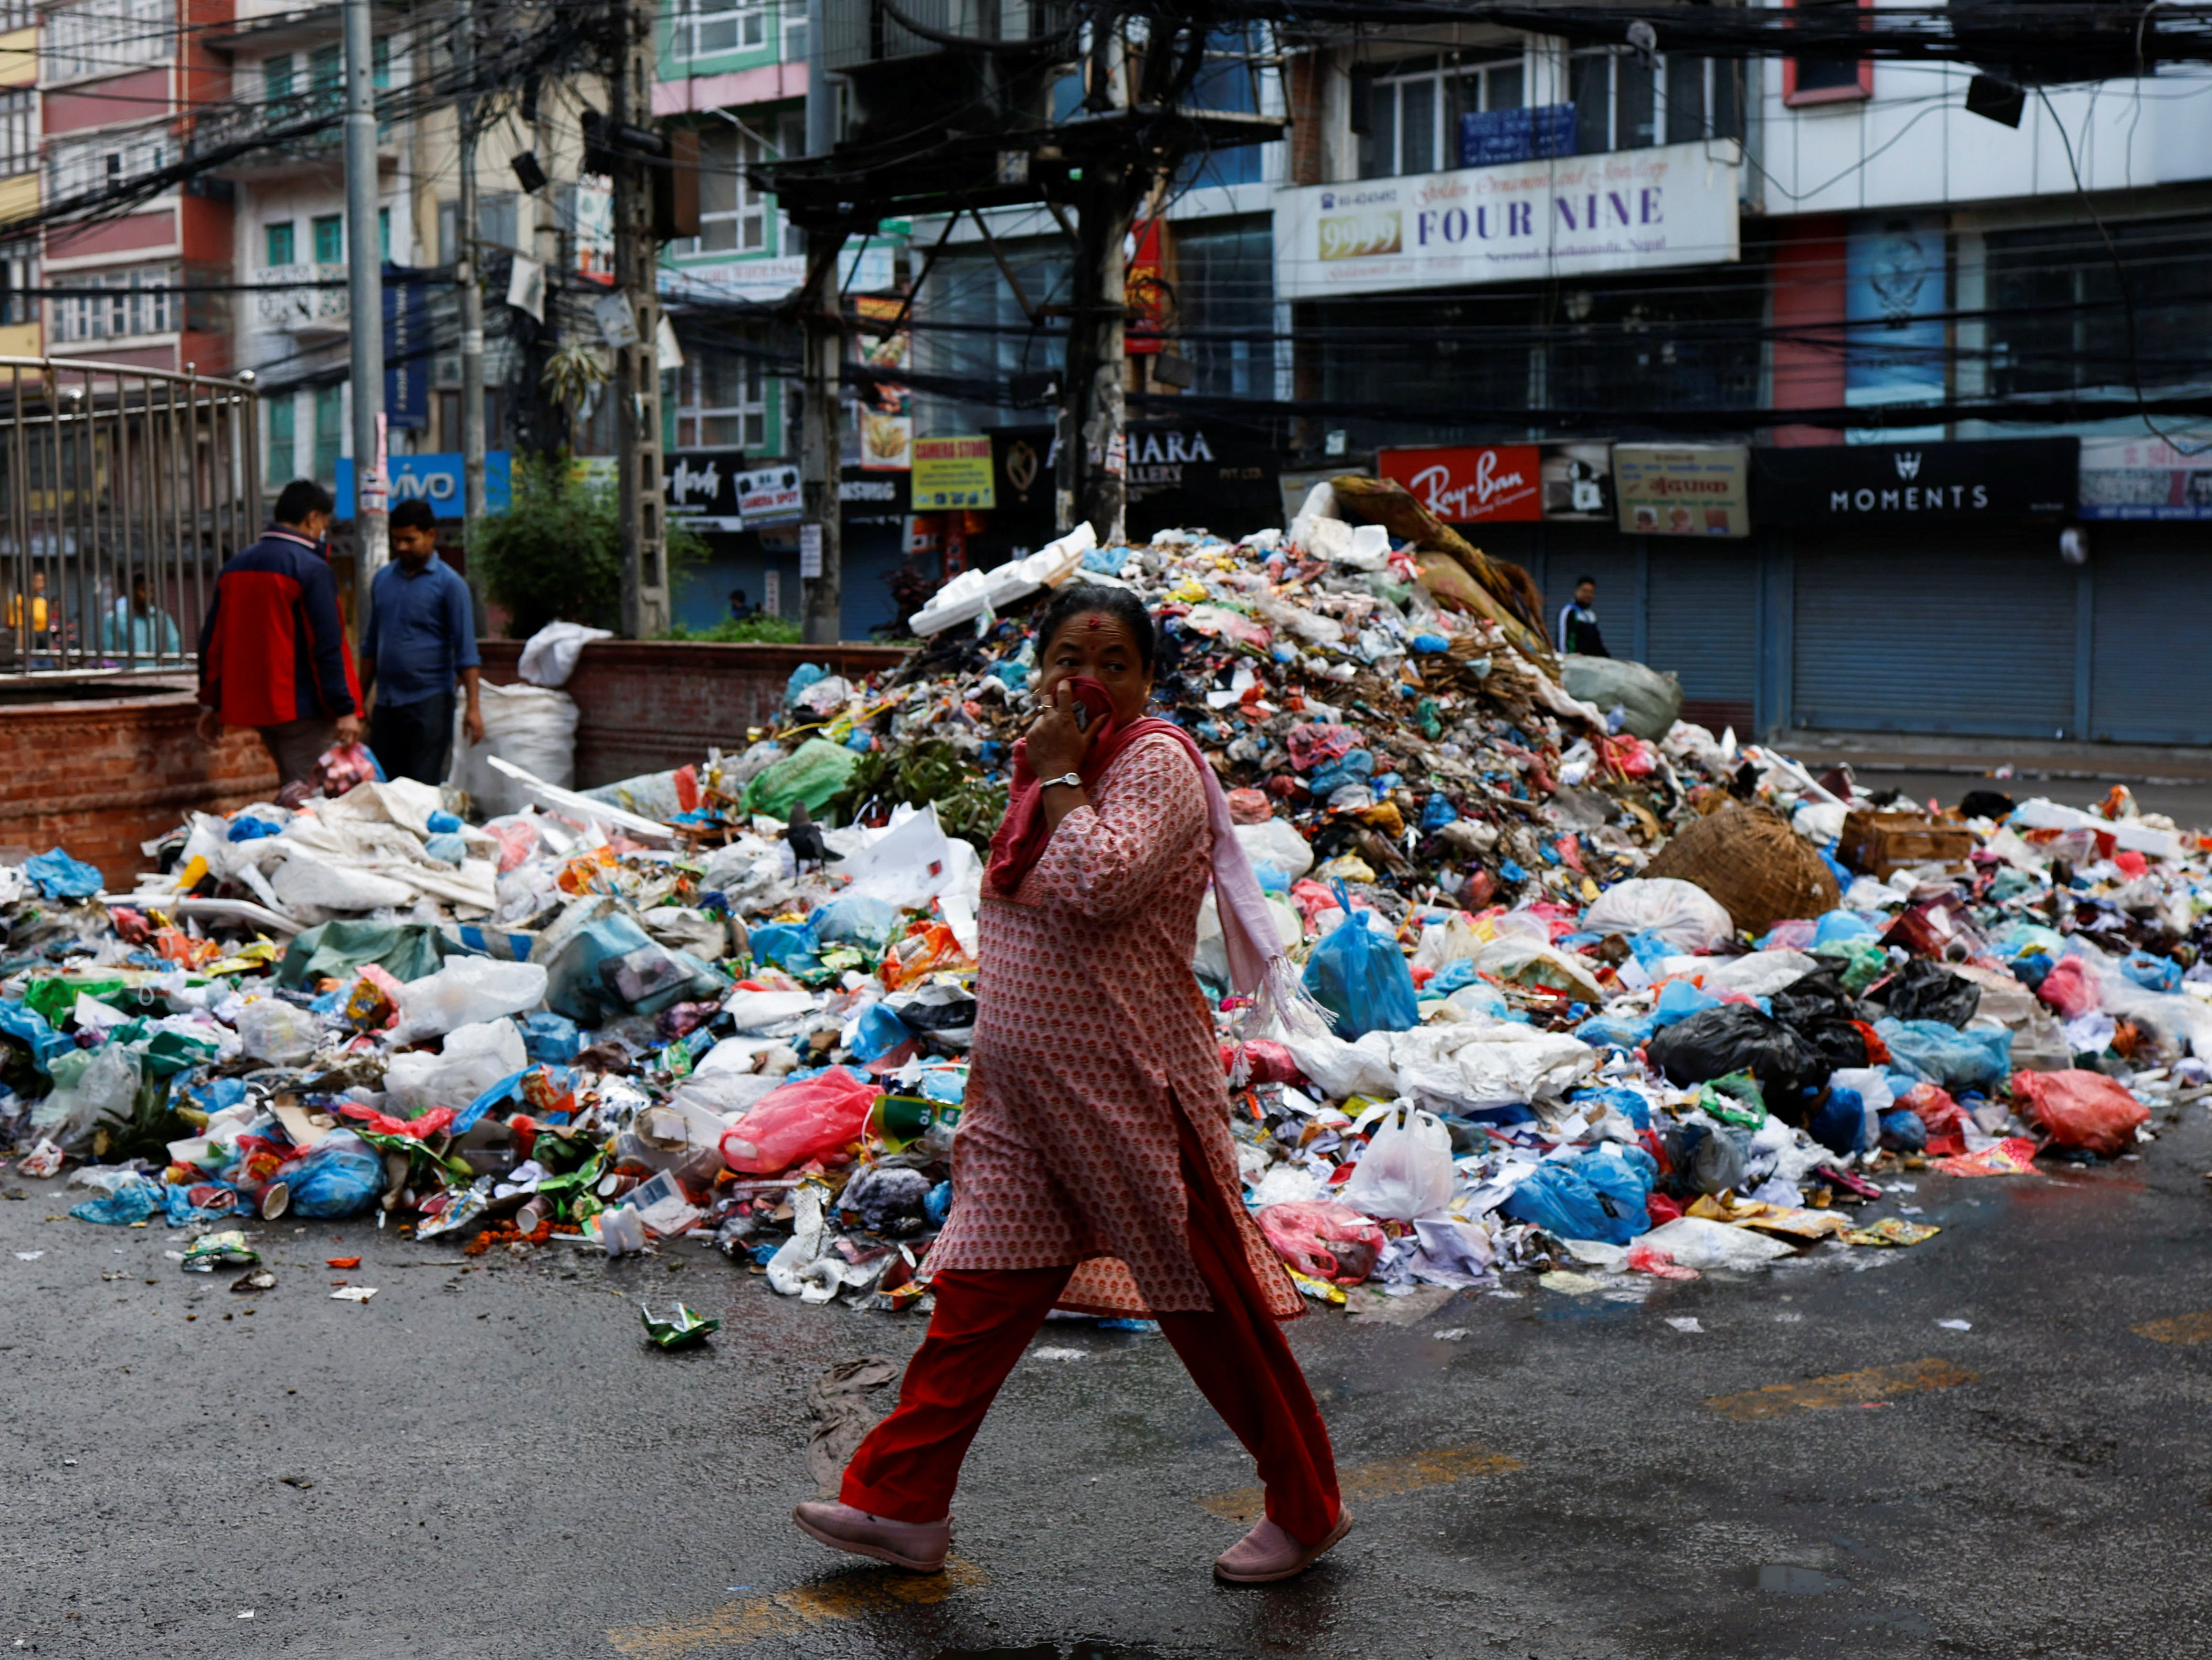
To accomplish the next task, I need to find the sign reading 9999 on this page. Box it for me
[1278,140,1741,300]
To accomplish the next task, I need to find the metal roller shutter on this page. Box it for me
[1793,539,2077,736]
[1541,536,1641,657]
[1646,547,1758,735]
[2089,533,2212,744]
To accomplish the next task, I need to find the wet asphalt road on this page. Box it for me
[8,1105,2212,1660]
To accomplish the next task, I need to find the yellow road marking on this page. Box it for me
[1706,1357,1978,1422]
[606,1557,987,1659]
[1198,1440,1521,1523]
[2133,1311,2212,1345]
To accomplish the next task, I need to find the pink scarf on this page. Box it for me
[985,678,1328,1066]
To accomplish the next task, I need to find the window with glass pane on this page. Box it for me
[675,0,763,58]
[1573,52,1736,152]
[264,52,296,117]
[264,220,295,265]
[1173,217,1272,398]
[0,238,34,326]
[312,214,342,264]
[309,43,341,115]
[0,91,35,176]
[313,384,342,482]
[266,394,296,485]
[682,344,766,448]
[1361,52,1526,177]
[691,127,762,253]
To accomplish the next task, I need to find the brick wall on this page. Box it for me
[0,680,277,888]
[476,639,911,787]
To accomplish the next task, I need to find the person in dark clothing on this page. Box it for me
[1556,575,1609,657]
[195,478,362,786]
[361,499,483,784]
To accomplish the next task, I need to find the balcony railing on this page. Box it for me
[254,263,349,333]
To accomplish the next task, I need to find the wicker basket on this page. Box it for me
[1642,802,1841,937]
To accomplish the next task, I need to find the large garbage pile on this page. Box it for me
[7,482,2210,1321]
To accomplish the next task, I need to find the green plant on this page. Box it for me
[829,739,1007,852]
[663,614,804,644]
[472,454,707,638]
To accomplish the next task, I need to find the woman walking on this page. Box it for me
[794,583,1348,1584]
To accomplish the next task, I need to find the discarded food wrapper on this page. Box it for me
[641,1301,721,1349]
[329,1286,378,1302]
[230,1268,277,1294]
[326,1256,362,1269]
[1844,1217,1942,1247]
[1934,1138,2040,1177]
[180,1230,260,1272]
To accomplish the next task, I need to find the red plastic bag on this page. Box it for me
[1221,1038,1303,1086]
[1287,722,1359,772]
[2037,956,2101,1021]
[2011,1068,2148,1157]
[720,1068,880,1174]
[1256,1200,1386,1286]
[1898,1082,1971,1157]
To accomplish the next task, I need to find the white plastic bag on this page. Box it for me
[1281,1030,1400,1100]
[268,846,417,914]
[1337,1101,1456,1221]
[236,997,321,1066]
[517,620,613,687]
[1636,1215,1796,1270]
[452,683,579,817]
[382,1018,528,1113]
[1582,878,1735,953]
[1232,817,1316,881]
[389,959,549,1044]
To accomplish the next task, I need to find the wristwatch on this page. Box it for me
[1042,772,1084,790]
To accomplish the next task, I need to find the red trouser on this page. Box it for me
[841,1108,1342,1545]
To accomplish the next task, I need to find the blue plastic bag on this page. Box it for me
[1575,1010,1655,1050]
[1814,909,1878,945]
[24,847,102,900]
[1302,882,1418,1041]
[519,1011,583,1065]
[1573,1143,1657,1244]
[811,895,903,951]
[748,921,824,977]
[286,1130,383,1219]
[848,1003,913,1065]
[1569,1086,1652,1131]
[1874,1018,2012,1090]
[164,1180,240,1225]
[784,663,828,704]
[68,1172,165,1225]
[1498,1163,1612,1241]
[2121,950,2182,994]
[1878,1108,1928,1153]
[1810,1086,1874,1155]
[1652,978,1721,1030]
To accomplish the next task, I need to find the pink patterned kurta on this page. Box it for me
[925,731,1304,1321]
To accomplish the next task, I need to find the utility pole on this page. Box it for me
[798,0,842,646]
[613,0,668,638]
[456,0,488,628]
[343,0,387,611]
[1053,21,1134,542]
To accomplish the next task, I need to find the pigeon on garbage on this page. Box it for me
[786,802,841,873]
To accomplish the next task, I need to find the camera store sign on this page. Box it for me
[1751,438,2079,525]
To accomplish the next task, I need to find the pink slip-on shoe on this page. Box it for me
[1212,1510,1354,1584]
[792,1500,953,1572]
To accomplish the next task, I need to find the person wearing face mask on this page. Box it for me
[793,583,1348,1586]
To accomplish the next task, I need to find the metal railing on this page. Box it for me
[0,357,259,680]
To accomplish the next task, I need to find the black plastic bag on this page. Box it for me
[1770,967,1873,1073]
[1646,1004,1832,1102]
[1882,958,1981,1028]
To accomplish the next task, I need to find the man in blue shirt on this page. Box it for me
[360,499,483,784]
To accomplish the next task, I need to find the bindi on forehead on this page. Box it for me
[1084,615,1105,630]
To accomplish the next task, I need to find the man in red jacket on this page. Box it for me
[195,479,363,786]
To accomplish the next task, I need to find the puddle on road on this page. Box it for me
[1749,1565,1846,1596]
